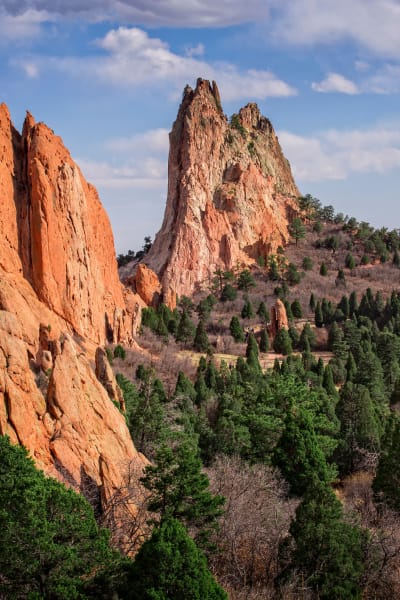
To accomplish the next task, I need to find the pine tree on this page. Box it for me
[257,301,270,323]
[241,298,254,319]
[125,518,227,600]
[229,316,245,342]
[176,310,196,343]
[373,415,400,510]
[272,406,336,496]
[288,217,306,245]
[194,319,210,352]
[259,329,269,352]
[320,262,328,276]
[299,322,316,350]
[287,481,365,599]
[309,292,316,312]
[237,269,256,291]
[315,301,324,328]
[141,438,224,544]
[273,328,293,355]
[291,299,303,318]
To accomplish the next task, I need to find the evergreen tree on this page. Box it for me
[141,438,224,545]
[349,291,358,316]
[237,269,256,291]
[273,328,293,355]
[176,310,196,343]
[174,371,196,402]
[288,217,306,245]
[220,284,237,302]
[229,316,245,342]
[286,481,365,599]
[291,299,303,318]
[299,322,316,350]
[256,301,270,323]
[194,319,210,352]
[0,436,121,599]
[272,406,336,496]
[125,518,227,600]
[302,256,313,271]
[259,329,269,352]
[320,262,328,276]
[373,415,400,511]
[241,298,254,319]
[309,292,316,312]
[345,253,356,270]
[315,301,324,328]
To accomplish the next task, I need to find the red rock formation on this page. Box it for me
[270,299,289,338]
[0,105,146,510]
[133,264,162,307]
[142,79,299,303]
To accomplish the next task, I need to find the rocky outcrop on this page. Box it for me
[133,264,162,307]
[0,104,146,511]
[270,299,289,338]
[142,79,299,303]
[0,103,142,346]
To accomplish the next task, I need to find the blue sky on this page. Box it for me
[1,1,400,253]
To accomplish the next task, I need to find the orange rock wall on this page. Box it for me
[0,104,146,509]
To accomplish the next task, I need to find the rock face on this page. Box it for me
[143,79,299,303]
[0,103,143,346]
[133,264,162,307]
[270,299,289,338]
[0,103,146,512]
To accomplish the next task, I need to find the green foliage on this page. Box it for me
[309,292,316,312]
[259,329,269,352]
[285,262,301,285]
[125,518,227,600]
[302,256,313,271]
[241,297,254,319]
[113,344,126,360]
[105,346,114,364]
[0,435,121,599]
[230,113,246,137]
[229,316,245,342]
[373,415,400,510]
[291,299,302,318]
[220,284,237,302]
[140,438,224,546]
[257,301,270,323]
[272,407,336,495]
[267,255,280,281]
[345,253,356,270]
[237,269,256,291]
[315,301,324,328]
[288,217,306,245]
[286,481,365,599]
[320,262,328,276]
[196,295,216,321]
[273,328,293,355]
[176,310,196,343]
[299,322,316,350]
[194,320,210,353]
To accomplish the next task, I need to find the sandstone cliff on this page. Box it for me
[142,79,299,304]
[0,103,145,513]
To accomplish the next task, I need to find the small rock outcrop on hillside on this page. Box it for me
[142,78,299,304]
[0,104,146,510]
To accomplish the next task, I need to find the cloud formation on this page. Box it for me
[0,7,50,41]
[311,73,360,95]
[1,0,266,27]
[279,125,400,182]
[270,0,400,58]
[21,27,296,101]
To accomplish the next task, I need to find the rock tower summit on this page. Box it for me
[142,78,299,305]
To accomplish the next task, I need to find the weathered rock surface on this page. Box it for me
[0,104,146,511]
[142,79,299,304]
[133,264,162,307]
[270,299,289,338]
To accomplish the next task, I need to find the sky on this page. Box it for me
[1,1,400,253]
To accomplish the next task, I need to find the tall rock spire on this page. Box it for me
[143,78,299,306]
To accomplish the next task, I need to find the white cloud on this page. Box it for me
[311,73,360,95]
[311,64,400,96]
[20,61,40,78]
[106,128,170,155]
[1,1,266,27]
[0,8,50,41]
[22,27,296,101]
[279,124,400,183]
[269,0,400,58]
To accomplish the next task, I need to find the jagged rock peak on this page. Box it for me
[142,79,300,304]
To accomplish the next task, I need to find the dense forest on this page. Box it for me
[3,196,400,599]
